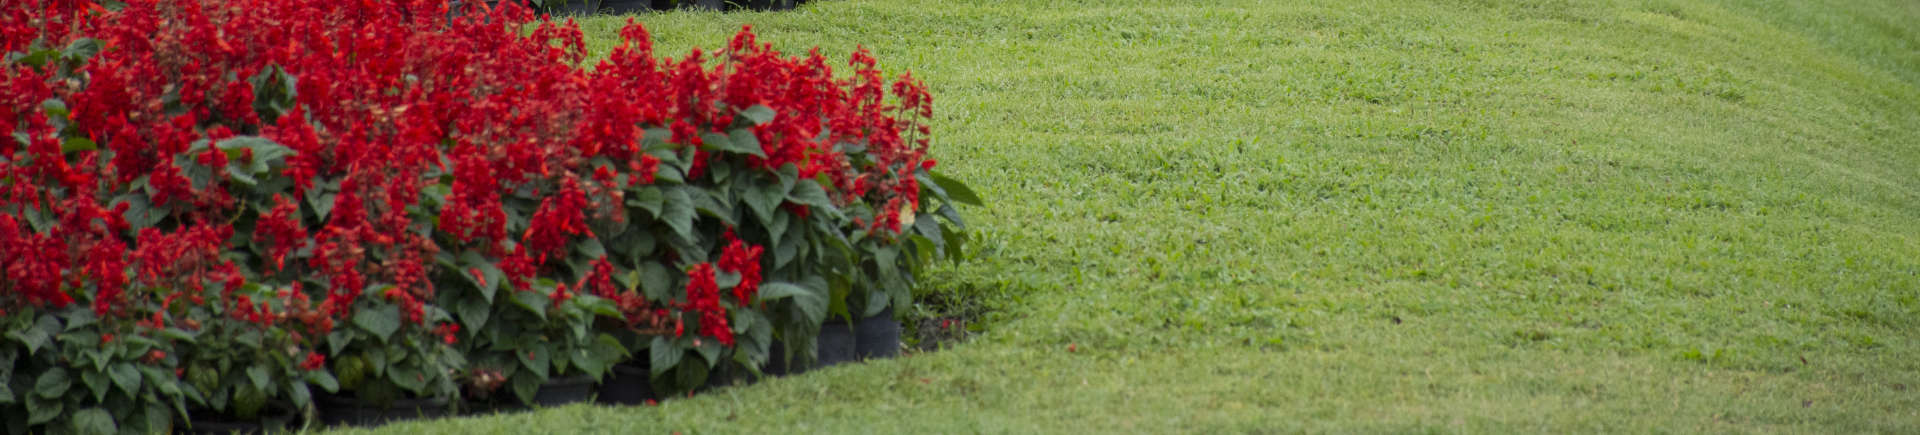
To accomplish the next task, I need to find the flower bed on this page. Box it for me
[0,0,976,431]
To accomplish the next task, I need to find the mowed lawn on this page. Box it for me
[355,0,1920,432]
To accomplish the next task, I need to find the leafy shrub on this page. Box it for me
[1,0,971,429]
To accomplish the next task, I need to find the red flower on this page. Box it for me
[253,195,308,271]
[300,352,326,371]
[681,263,733,346]
[434,322,460,345]
[523,178,592,262]
[717,237,764,305]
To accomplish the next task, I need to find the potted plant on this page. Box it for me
[444,257,627,409]
[820,61,979,362]
[1,304,195,434]
[173,282,339,433]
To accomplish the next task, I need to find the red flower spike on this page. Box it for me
[300,353,326,371]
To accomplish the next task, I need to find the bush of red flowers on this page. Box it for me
[1,0,973,430]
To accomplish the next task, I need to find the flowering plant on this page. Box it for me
[447,260,627,406]
[172,282,336,426]
[1,0,975,427]
[1,303,193,434]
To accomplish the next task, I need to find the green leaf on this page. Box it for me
[226,164,259,186]
[248,65,299,124]
[0,349,15,403]
[235,330,264,350]
[745,312,773,358]
[640,262,673,303]
[41,99,69,121]
[334,356,366,391]
[928,170,983,206]
[661,187,697,242]
[627,186,665,216]
[578,296,621,319]
[612,226,657,260]
[81,370,108,402]
[775,227,800,269]
[247,366,271,392]
[458,251,505,301]
[305,186,336,222]
[692,188,736,227]
[8,48,59,70]
[156,327,196,344]
[81,347,109,372]
[517,341,551,380]
[725,129,766,158]
[642,127,672,150]
[139,402,170,435]
[586,334,627,380]
[913,219,946,256]
[35,367,70,398]
[510,370,540,406]
[70,407,115,435]
[215,136,293,162]
[456,292,491,332]
[108,363,141,397]
[140,366,181,397]
[787,179,833,208]
[699,131,731,151]
[327,330,352,356]
[387,365,426,394]
[26,394,61,425]
[757,282,827,325]
[648,336,681,378]
[234,383,266,419]
[768,207,792,252]
[306,370,339,393]
[693,337,723,368]
[352,304,402,343]
[576,237,607,259]
[61,137,96,154]
[739,105,777,125]
[512,290,550,321]
[15,314,61,355]
[59,38,103,62]
[741,178,786,226]
[119,192,168,231]
[288,381,312,410]
[875,244,900,289]
[673,359,710,392]
[865,288,892,318]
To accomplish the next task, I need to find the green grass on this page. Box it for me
[355,0,1920,431]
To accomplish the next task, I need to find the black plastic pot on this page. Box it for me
[702,363,740,390]
[817,319,857,368]
[552,0,600,16]
[681,0,723,11]
[317,394,451,428]
[762,308,891,377]
[741,0,794,10]
[530,374,596,407]
[596,363,657,405]
[184,404,296,435]
[599,0,651,14]
[854,304,901,360]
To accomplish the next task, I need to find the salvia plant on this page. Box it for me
[1,0,975,431]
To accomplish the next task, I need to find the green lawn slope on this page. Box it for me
[353,0,1920,432]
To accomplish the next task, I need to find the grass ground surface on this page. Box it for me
[353,0,1920,432]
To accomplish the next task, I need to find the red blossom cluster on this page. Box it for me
[718,234,765,305]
